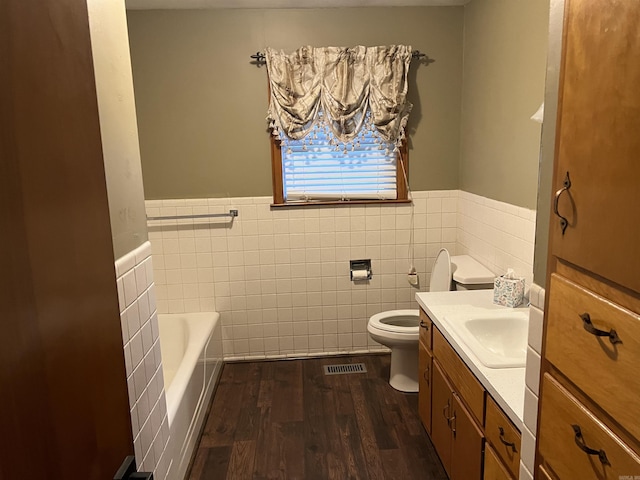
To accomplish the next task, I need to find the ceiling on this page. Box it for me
[126,0,469,10]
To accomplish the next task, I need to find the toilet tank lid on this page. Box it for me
[450,255,495,284]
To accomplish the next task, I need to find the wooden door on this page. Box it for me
[418,341,433,434]
[551,0,640,293]
[450,392,484,480]
[431,361,454,477]
[0,0,134,478]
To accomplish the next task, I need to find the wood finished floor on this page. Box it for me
[188,354,448,480]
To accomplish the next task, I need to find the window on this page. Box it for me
[271,120,408,205]
[265,45,413,206]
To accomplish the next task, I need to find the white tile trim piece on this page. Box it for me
[527,305,544,355]
[523,386,539,434]
[520,425,536,475]
[519,461,533,480]
[525,346,541,395]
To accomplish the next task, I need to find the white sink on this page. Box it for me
[444,311,529,368]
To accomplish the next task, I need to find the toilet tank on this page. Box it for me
[450,255,495,290]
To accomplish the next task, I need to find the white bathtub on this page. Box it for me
[158,312,222,480]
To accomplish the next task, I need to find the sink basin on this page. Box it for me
[444,311,529,368]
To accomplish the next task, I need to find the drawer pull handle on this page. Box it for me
[419,320,429,330]
[580,313,622,345]
[572,424,610,466]
[423,365,430,385]
[443,401,450,422]
[498,427,517,452]
[553,171,571,235]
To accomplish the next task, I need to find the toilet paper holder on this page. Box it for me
[350,259,372,281]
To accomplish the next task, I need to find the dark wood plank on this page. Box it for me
[302,360,331,480]
[227,441,256,480]
[362,378,399,450]
[200,446,232,479]
[350,381,387,480]
[336,415,368,480]
[199,364,250,447]
[234,363,263,442]
[271,360,304,423]
[187,354,448,480]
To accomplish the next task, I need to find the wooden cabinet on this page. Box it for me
[537,0,640,477]
[418,338,433,433]
[484,397,520,478]
[418,310,522,480]
[450,392,484,480]
[549,0,640,294]
[431,361,454,477]
[418,309,433,434]
[538,374,640,479]
[484,444,513,480]
[430,361,484,480]
[433,328,485,425]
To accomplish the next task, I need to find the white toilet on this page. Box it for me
[367,249,495,392]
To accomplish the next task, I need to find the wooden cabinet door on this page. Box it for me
[431,361,454,477]
[551,0,640,293]
[418,340,433,434]
[450,392,485,480]
[484,444,513,480]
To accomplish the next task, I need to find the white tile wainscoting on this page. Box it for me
[519,283,545,480]
[145,190,536,361]
[115,242,171,480]
[457,190,537,292]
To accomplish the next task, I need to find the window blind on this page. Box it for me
[281,128,398,202]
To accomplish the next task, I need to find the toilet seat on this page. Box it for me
[368,309,420,334]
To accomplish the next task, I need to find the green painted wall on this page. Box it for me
[127,7,464,199]
[459,0,549,209]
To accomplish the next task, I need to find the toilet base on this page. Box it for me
[388,346,419,393]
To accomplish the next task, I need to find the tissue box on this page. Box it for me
[493,274,525,308]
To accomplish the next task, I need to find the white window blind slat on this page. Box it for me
[281,127,397,202]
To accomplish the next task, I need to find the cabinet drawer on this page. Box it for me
[538,373,640,479]
[483,444,514,480]
[433,327,485,424]
[485,396,521,478]
[537,465,555,480]
[419,308,432,352]
[546,274,640,439]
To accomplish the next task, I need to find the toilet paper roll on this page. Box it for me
[352,269,369,281]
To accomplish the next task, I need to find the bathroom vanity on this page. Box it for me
[416,290,529,480]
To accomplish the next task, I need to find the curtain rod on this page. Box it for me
[249,49,432,67]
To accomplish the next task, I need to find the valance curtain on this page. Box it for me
[265,45,413,150]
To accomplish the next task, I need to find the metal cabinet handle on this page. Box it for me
[572,424,610,466]
[419,320,429,330]
[423,365,430,386]
[443,401,450,422]
[580,313,622,345]
[450,411,457,436]
[498,427,517,453]
[553,171,572,235]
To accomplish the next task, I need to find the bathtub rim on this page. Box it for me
[157,311,220,426]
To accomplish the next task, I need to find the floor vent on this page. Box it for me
[323,363,367,375]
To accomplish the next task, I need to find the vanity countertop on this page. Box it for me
[415,289,529,430]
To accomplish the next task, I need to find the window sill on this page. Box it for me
[270,199,412,209]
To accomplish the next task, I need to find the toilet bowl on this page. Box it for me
[367,249,495,392]
[367,309,421,392]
